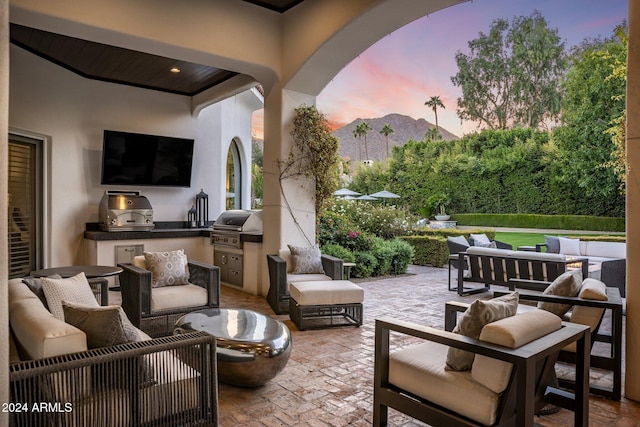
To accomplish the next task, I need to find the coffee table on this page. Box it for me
[174,308,292,387]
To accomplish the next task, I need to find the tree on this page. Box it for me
[379,123,394,159]
[425,127,442,142]
[551,24,627,214]
[352,125,364,162]
[424,95,445,134]
[451,10,567,130]
[355,121,373,161]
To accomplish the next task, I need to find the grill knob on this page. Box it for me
[110,219,117,225]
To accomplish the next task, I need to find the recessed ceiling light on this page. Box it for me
[170,67,181,73]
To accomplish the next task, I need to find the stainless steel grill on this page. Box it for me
[98,190,154,232]
[211,210,262,288]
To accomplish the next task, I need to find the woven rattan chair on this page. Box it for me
[119,256,220,337]
[10,331,218,427]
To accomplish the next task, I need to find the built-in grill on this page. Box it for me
[211,210,263,288]
[98,190,154,232]
[211,210,263,249]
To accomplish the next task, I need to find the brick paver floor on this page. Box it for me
[114,264,639,426]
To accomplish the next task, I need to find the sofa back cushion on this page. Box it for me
[581,241,626,259]
[8,279,87,360]
[278,248,293,273]
[471,309,561,394]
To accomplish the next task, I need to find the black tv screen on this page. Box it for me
[101,130,194,187]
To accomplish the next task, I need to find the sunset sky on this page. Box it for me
[253,0,628,139]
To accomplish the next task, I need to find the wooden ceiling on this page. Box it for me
[9,1,306,96]
[10,23,240,97]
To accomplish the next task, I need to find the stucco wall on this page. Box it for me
[9,45,258,267]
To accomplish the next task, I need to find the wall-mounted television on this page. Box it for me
[101,130,194,187]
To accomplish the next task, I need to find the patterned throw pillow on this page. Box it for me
[544,235,560,253]
[446,292,519,371]
[288,244,325,274]
[538,269,583,316]
[143,250,190,287]
[63,302,140,348]
[41,272,99,320]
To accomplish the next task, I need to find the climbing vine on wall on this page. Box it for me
[278,105,340,243]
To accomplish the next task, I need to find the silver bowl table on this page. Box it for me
[174,308,292,387]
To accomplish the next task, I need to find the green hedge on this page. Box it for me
[413,228,496,239]
[400,235,449,268]
[451,214,625,232]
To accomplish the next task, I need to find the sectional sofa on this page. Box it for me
[8,277,218,426]
[537,236,626,297]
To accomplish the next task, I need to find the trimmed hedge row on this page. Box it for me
[452,214,625,232]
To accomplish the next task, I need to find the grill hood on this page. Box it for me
[213,210,262,233]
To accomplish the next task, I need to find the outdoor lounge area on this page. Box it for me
[157,265,634,426]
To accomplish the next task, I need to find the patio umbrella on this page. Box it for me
[356,194,378,201]
[370,190,400,205]
[370,190,400,199]
[333,188,361,197]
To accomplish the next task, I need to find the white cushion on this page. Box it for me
[278,248,294,273]
[558,237,581,256]
[286,273,333,292]
[581,241,626,259]
[471,310,561,394]
[470,233,491,245]
[133,255,146,269]
[289,280,364,305]
[41,272,100,321]
[390,340,500,426]
[509,251,566,262]
[151,284,208,312]
[466,246,514,256]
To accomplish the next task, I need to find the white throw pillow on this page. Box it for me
[558,237,581,256]
[448,235,470,247]
[41,272,99,321]
[470,233,491,245]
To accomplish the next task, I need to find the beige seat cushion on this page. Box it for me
[151,284,208,312]
[289,280,364,305]
[390,340,501,426]
[564,278,608,352]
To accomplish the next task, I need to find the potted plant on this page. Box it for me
[425,193,450,221]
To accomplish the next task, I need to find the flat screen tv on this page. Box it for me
[101,130,194,187]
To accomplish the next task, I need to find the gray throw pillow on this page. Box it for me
[63,302,140,349]
[143,249,190,287]
[288,244,325,274]
[538,269,583,316]
[475,241,497,249]
[544,235,560,253]
[446,292,519,371]
[22,274,63,309]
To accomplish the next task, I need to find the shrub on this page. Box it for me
[452,213,625,232]
[371,239,395,276]
[386,239,415,273]
[400,235,449,268]
[352,252,377,278]
[320,243,356,263]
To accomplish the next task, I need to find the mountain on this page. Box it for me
[333,113,458,162]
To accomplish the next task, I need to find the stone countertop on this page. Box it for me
[84,222,262,242]
[84,228,212,241]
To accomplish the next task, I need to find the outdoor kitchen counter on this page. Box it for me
[84,222,262,242]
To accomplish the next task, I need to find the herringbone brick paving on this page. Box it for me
[113,265,640,426]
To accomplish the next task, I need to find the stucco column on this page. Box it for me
[1,0,10,422]
[261,84,316,295]
[625,0,640,402]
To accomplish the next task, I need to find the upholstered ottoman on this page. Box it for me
[289,280,364,330]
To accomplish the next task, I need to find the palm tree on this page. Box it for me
[358,121,373,161]
[425,95,445,135]
[352,125,364,162]
[379,123,394,159]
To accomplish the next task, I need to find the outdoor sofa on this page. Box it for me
[453,246,589,296]
[537,236,626,297]
[8,277,218,426]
